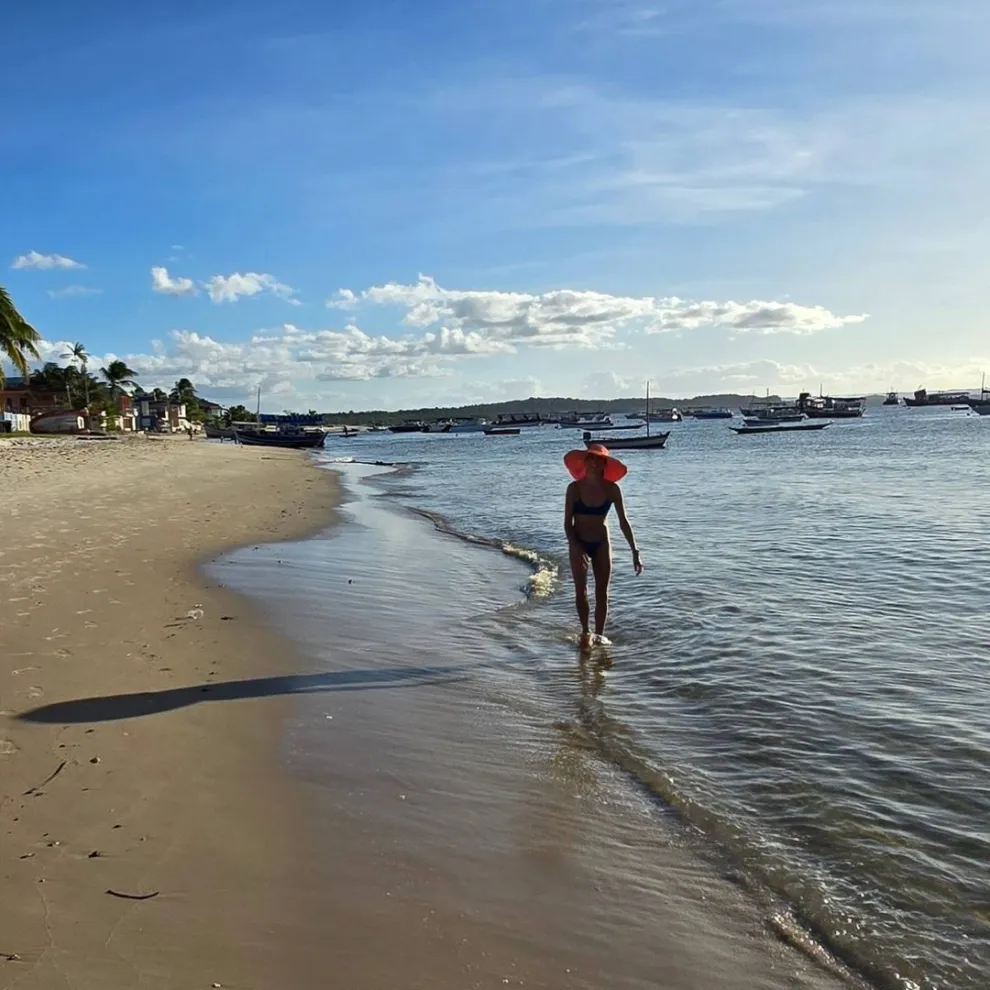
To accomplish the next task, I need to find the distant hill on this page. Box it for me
[316,393,780,426]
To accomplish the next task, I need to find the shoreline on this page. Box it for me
[207,460,852,990]
[2,437,341,989]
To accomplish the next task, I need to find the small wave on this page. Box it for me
[408,507,558,599]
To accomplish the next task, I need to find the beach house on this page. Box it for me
[1,377,66,417]
[136,394,192,433]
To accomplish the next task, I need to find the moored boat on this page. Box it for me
[583,430,669,450]
[904,388,974,407]
[731,422,830,435]
[389,421,426,433]
[586,382,669,449]
[687,407,733,419]
[641,408,682,423]
[798,392,865,419]
[744,413,805,426]
[557,411,614,429]
[234,429,326,448]
[883,391,899,406]
[493,412,548,428]
[484,426,520,436]
[444,419,487,433]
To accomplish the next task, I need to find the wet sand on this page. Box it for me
[1,436,339,989]
[203,462,854,990]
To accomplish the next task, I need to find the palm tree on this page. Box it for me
[100,359,138,398]
[62,341,91,407]
[0,285,41,387]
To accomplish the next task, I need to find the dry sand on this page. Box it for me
[1,436,338,989]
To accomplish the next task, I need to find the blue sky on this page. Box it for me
[3,0,988,409]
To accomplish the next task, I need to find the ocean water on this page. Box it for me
[310,406,990,990]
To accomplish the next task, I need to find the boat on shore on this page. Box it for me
[205,423,234,440]
[234,428,327,448]
[732,422,830,436]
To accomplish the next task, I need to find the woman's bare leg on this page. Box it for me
[591,543,612,637]
[569,543,590,638]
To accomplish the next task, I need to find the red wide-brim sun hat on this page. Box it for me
[564,444,628,483]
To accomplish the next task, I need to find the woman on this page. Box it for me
[563,444,643,645]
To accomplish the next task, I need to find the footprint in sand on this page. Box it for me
[0,739,18,756]
[27,686,44,699]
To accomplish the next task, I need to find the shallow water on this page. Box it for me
[210,463,849,990]
[304,407,990,990]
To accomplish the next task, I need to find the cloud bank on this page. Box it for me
[328,274,866,345]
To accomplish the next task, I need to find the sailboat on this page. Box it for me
[968,373,990,416]
[583,381,670,450]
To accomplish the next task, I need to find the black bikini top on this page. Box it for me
[574,498,612,517]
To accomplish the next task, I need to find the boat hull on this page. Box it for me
[234,430,326,448]
[732,423,830,435]
[743,415,805,426]
[484,427,520,436]
[205,424,234,440]
[583,432,670,450]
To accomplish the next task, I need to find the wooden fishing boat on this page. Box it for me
[731,422,830,435]
[204,423,234,440]
[234,429,326,448]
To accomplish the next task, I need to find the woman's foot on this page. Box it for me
[593,633,612,646]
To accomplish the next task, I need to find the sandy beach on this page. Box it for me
[2,438,851,990]
[1,436,338,989]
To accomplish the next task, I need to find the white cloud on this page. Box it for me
[203,272,298,304]
[151,266,197,296]
[328,288,358,309]
[11,250,85,271]
[47,285,102,299]
[333,274,866,345]
[151,266,299,303]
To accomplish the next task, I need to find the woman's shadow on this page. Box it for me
[16,664,467,724]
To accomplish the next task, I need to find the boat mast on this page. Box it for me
[255,383,262,421]
[646,381,650,438]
